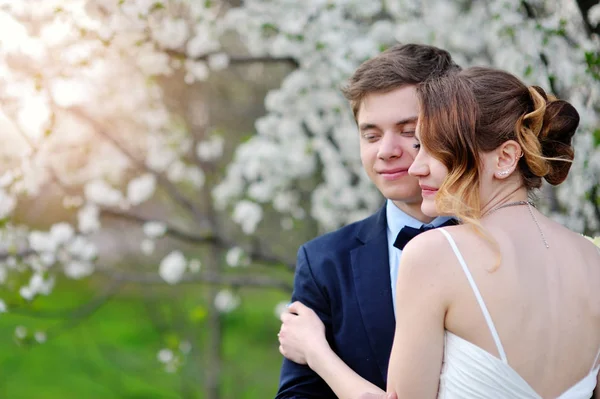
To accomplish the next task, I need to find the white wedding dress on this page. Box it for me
[436,229,600,399]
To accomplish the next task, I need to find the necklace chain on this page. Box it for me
[484,200,549,249]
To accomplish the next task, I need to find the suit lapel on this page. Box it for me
[351,206,396,382]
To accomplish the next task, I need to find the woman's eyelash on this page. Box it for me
[412,143,421,150]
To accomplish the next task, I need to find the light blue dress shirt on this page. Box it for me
[386,199,452,316]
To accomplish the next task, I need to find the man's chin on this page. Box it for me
[385,192,423,205]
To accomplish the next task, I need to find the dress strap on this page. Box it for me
[591,345,600,372]
[438,229,508,363]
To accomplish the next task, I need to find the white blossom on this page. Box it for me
[143,221,167,238]
[214,289,240,313]
[151,18,189,50]
[186,166,206,188]
[64,260,94,279]
[15,326,27,339]
[157,348,174,363]
[589,4,600,26]
[208,53,230,70]
[196,135,225,162]
[50,78,89,107]
[179,340,192,354]
[28,231,58,253]
[140,239,155,255]
[225,246,248,267]
[68,236,98,261]
[0,299,6,313]
[34,331,47,343]
[188,259,201,272]
[159,251,187,285]
[78,204,101,234]
[127,173,156,205]
[232,200,263,235]
[84,180,123,207]
[0,189,16,219]
[185,60,209,82]
[50,223,75,245]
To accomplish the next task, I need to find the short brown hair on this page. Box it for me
[341,43,461,118]
[417,66,579,225]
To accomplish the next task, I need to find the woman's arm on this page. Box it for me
[386,232,452,397]
[279,302,385,399]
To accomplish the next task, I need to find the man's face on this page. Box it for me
[357,85,423,210]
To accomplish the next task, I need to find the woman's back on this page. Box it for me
[440,206,600,398]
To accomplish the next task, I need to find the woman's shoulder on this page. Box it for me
[400,226,471,270]
[545,217,600,256]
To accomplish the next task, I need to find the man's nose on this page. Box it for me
[377,133,402,160]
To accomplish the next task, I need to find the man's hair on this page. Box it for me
[341,43,461,119]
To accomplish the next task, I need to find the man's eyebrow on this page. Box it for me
[358,123,378,131]
[395,116,418,126]
[359,117,418,131]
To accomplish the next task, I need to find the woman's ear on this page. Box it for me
[494,140,523,179]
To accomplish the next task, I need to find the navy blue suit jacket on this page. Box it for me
[276,205,396,398]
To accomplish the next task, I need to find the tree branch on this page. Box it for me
[100,207,295,269]
[98,269,293,292]
[67,106,209,228]
[166,50,299,69]
[8,279,123,321]
[0,248,36,261]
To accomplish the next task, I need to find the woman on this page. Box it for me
[278,67,600,398]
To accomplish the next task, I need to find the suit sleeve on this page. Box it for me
[275,245,337,399]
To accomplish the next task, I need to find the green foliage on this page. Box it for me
[585,51,600,81]
[0,277,288,398]
[594,129,600,147]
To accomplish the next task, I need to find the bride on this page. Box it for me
[278,67,600,398]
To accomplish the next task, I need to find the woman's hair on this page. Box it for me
[416,66,580,226]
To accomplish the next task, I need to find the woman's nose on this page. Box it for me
[408,152,428,177]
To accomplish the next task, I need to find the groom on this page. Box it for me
[276,43,461,398]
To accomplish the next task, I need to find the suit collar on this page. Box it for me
[351,204,395,383]
[355,204,387,244]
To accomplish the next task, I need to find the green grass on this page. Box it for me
[0,276,290,398]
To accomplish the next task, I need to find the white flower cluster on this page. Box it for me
[217,0,600,234]
[0,0,598,311]
[214,289,240,313]
[156,340,191,373]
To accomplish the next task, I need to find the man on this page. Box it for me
[276,44,461,398]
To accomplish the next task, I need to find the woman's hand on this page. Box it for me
[278,301,328,366]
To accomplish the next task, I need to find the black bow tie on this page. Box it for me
[393,219,458,250]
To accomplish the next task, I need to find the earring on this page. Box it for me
[497,170,511,177]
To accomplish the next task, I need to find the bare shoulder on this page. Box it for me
[397,227,468,303]
[546,217,600,256]
[400,226,466,276]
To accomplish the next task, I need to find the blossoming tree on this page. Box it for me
[0,0,599,396]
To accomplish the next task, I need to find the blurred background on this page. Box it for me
[0,0,598,398]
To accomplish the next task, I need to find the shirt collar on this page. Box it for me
[386,199,453,238]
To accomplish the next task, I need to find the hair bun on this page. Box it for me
[539,99,580,185]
